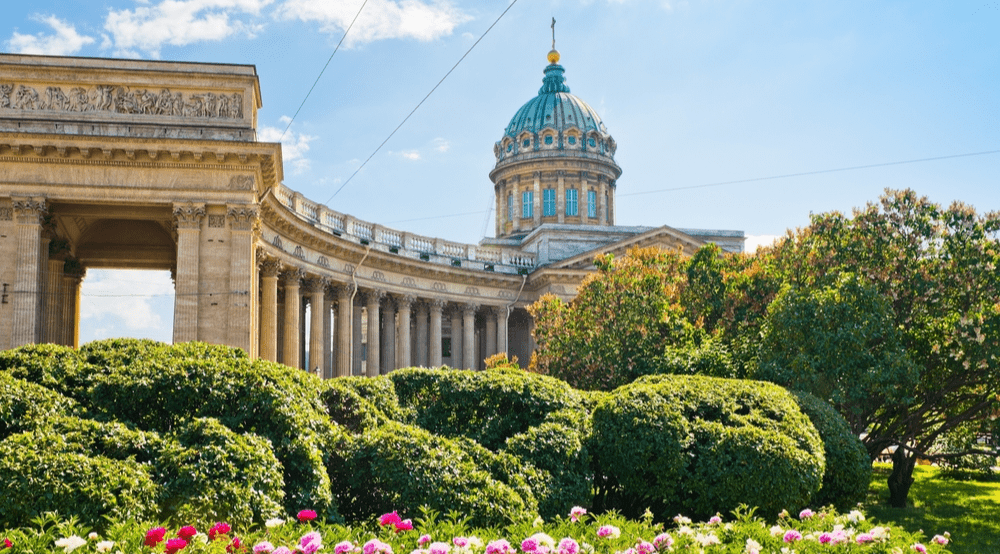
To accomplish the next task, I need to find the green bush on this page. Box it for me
[0,372,80,440]
[388,367,587,450]
[789,390,872,508]
[0,434,158,528]
[592,374,825,520]
[327,420,538,527]
[0,343,93,399]
[321,379,388,433]
[157,417,285,526]
[338,375,412,423]
[20,415,163,463]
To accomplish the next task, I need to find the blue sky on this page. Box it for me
[4,0,998,343]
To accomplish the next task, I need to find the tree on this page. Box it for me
[528,247,696,390]
[763,189,1000,507]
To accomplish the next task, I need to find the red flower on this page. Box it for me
[177,526,198,541]
[208,522,231,541]
[145,527,167,548]
[226,536,243,553]
[394,519,413,533]
[165,538,188,554]
[2,537,12,549]
[379,511,402,527]
[297,509,318,523]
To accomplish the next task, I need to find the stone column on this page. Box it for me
[364,290,384,377]
[450,307,463,369]
[462,303,477,371]
[281,268,303,369]
[227,206,259,355]
[485,309,498,358]
[381,298,396,374]
[598,176,609,224]
[512,177,521,233]
[324,288,335,378]
[305,277,328,375]
[259,258,281,362]
[532,171,541,227]
[11,198,47,347]
[395,295,413,369]
[43,241,68,344]
[428,299,444,367]
[63,262,85,348]
[172,203,205,344]
[336,284,354,377]
[352,303,363,375]
[556,170,566,224]
[496,306,509,356]
[275,288,285,364]
[60,269,75,347]
[415,302,429,367]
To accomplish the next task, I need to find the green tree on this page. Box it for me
[763,189,1000,507]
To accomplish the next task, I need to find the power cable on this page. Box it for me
[324,0,520,204]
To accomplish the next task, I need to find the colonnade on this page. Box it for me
[257,257,513,377]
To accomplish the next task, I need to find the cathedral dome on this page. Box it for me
[493,53,618,166]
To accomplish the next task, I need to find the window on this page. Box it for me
[544,135,553,145]
[522,191,533,218]
[543,189,556,217]
[507,193,513,222]
[566,189,578,216]
[588,137,596,148]
[506,143,512,152]
[567,135,576,145]
[522,138,530,148]
[588,190,597,218]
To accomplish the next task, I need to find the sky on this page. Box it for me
[4,0,998,343]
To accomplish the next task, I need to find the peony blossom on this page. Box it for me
[486,539,514,554]
[301,532,324,554]
[209,522,231,541]
[336,541,357,554]
[856,533,874,544]
[380,511,403,527]
[273,548,293,554]
[798,509,814,520]
[54,536,87,553]
[419,536,433,546]
[708,515,722,525]
[265,518,285,528]
[395,519,414,532]
[96,541,115,553]
[932,535,949,545]
[429,542,451,554]
[145,528,168,548]
[672,515,691,525]
[253,541,276,554]
[226,536,242,554]
[363,539,393,554]
[635,540,654,554]
[847,510,865,523]
[653,533,673,550]
[911,544,927,554]
[596,526,620,539]
[557,538,578,554]
[178,526,198,541]
[298,509,318,523]
[783,530,802,543]
[165,538,188,554]
[1,538,11,550]
[454,537,469,548]
[88,533,99,541]
[569,507,587,523]
[744,538,761,554]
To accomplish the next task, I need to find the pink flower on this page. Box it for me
[569,507,587,523]
[912,544,927,554]
[454,538,469,548]
[1,538,11,550]
[520,538,538,553]
[429,542,450,554]
[486,540,513,554]
[818,533,832,544]
[363,539,393,554]
[798,509,814,520]
[395,520,413,532]
[274,549,293,554]
[253,541,275,554]
[336,541,356,554]
[145,528,167,548]
[856,533,874,544]
[652,533,673,550]
[298,510,318,523]
[300,532,324,554]
[708,515,722,525]
[165,538,187,554]
[380,511,403,527]
[783,530,802,543]
[557,538,578,554]
[419,536,432,546]
[635,541,654,554]
[176,526,197,541]
[596,526,620,539]
[932,535,949,545]
[226,536,242,554]
[208,522,231,542]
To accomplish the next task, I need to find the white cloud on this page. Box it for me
[80,269,175,343]
[103,0,275,57]
[744,234,782,253]
[258,121,317,174]
[278,0,470,45]
[431,137,450,153]
[6,15,96,56]
[400,149,421,160]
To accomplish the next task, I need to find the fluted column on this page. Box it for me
[336,284,354,377]
[352,303,363,375]
[43,241,68,344]
[415,302,429,367]
[364,290,384,377]
[63,262,85,348]
[172,203,204,344]
[305,277,328,375]
[462,303,477,371]
[227,205,259,355]
[429,299,444,367]
[450,307,463,369]
[381,298,396,374]
[485,309,498,359]
[11,198,47,347]
[396,295,413,369]
[281,268,303,369]
[324,288,335,379]
[496,306,509,356]
[259,258,281,362]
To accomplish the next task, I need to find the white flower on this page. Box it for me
[847,510,865,523]
[770,525,784,536]
[467,537,484,550]
[266,518,286,528]
[96,541,115,553]
[744,539,761,554]
[533,517,545,528]
[677,526,693,536]
[88,533,99,541]
[54,535,87,553]
[672,514,692,525]
[195,533,209,545]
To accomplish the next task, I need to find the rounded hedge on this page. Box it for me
[592,374,825,520]
[0,372,80,440]
[788,390,872,508]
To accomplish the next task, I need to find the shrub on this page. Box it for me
[327,420,539,527]
[789,390,872,508]
[591,374,825,520]
[320,379,388,433]
[0,372,80,440]
[0,433,158,528]
[338,375,411,423]
[388,367,588,450]
[21,415,163,463]
[0,343,92,400]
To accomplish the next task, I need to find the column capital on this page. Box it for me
[259,256,282,278]
[462,303,479,316]
[332,282,356,299]
[489,305,507,317]
[172,202,206,230]
[12,197,48,224]
[363,289,386,304]
[428,298,446,313]
[393,294,416,309]
[281,267,304,286]
[227,204,260,232]
[302,276,330,294]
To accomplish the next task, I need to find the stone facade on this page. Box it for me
[0,52,743,375]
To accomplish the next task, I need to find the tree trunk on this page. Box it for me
[887,446,916,508]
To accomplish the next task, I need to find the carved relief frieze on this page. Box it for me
[0,207,11,221]
[431,282,447,292]
[402,277,417,288]
[464,286,481,296]
[208,215,226,228]
[371,270,386,282]
[293,246,305,259]
[272,235,283,250]
[0,82,243,119]
[229,175,255,190]
[317,256,330,268]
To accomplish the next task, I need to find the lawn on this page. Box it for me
[865,464,1000,554]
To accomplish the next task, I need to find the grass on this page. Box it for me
[865,463,1000,554]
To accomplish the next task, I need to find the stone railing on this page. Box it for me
[273,184,536,274]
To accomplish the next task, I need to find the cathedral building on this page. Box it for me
[0,47,743,374]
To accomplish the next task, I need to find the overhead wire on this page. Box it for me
[324,0,521,204]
